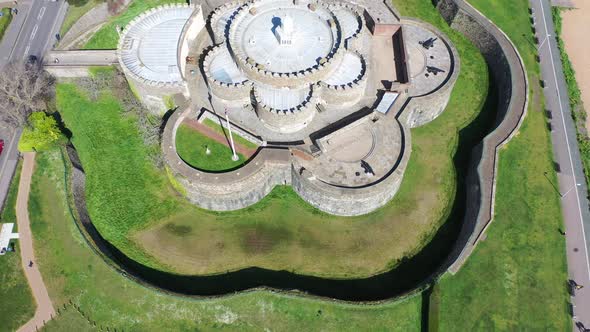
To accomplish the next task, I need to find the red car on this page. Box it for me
[0,139,4,156]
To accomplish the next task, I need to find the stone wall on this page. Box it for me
[254,86,319,134]
[401,19,461,128]
[431,0,529,273]
[178,6,206,79]
[292,119,411,216]
[163,106,293,211]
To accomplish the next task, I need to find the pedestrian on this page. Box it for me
[559,228,566,235]
[28,260,33,267]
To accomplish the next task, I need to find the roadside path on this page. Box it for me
[531,0,590,328]
[15,152,54,332]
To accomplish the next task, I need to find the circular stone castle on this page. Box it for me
[117,0,459,216]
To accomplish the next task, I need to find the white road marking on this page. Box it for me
[24,44,30,55]
[538,0,590,281]
[38,7,46,20]
[30,24,38,40]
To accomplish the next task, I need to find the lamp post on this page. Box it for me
[225,110,239,161]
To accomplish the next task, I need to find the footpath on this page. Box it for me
[15,152,55,332]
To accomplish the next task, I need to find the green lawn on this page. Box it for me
[83,0,183,49]
[59,0,102,37]
[0,247,35,332]
[427,0,571,330]
[176,123,247,171]
[203,118,260,150]
[1,159,22,223]
[0,160,35,332]
[29,149,421,332]
[0,8,13,43]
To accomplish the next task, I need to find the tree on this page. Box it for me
[0,62,55,129]
[18,112,66,152]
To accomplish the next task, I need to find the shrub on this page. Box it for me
[18,112,67,152]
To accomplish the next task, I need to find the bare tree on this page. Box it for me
[0,62,55,129]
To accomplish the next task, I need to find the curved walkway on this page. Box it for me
[16,153,54,332]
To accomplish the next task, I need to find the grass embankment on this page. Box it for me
[176,124,247,171]
[59,0,488,277]
[83,0,182,49]
[0,161,35,332]
[59,0,101,37]
[0,8,13,43]
[29,150,421,331]
[416,0,570,330]
[553,7,590,194]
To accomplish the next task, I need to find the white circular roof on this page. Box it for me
[229,1,339,74]
[118,5,194,84]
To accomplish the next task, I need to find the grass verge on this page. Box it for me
[59,0,101,37]
[83,0,183,49]
[0,162,35,332]
[0,8,13,43]
[553,7,590,197]
[1,159,22,223]
[29,149,422,331]
[176,123,247,171]
[430,0,571,330]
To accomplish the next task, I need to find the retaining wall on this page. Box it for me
[432,0,529,273]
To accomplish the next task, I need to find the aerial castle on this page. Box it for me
[117,0,459,216]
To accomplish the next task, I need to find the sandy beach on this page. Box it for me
[561,0,590,129]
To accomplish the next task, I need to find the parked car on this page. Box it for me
[0,139,4,156]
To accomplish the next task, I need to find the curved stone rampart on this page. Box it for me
[292,117,411,216]
[318,51,369,105]
[254,85,319,133]
[163,106,292,211]
[209,1,247,44]
[203,46,253,101]
[401,19,461,128]
[117,3,196,89]
[227,1,345,87]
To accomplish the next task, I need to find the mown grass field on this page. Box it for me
[0,8,13,43]
[30,149,422,331]
[422,0,570,330]
[59,0,489,278]
[175,123,247,171]
[83,0,183,49]
[0,161,35,332]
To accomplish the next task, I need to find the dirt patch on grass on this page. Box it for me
[238,225,292,255]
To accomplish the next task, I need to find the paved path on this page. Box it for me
[531,0,590,328]
[15,153,54,332]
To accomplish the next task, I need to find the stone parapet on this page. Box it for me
[163,107,292,211]
[209,1,248,44]
[318,51,369,105]
[292,118,411,216]
[117,3,197,89]
[401,18,460,128]
[227,0,345,87]
[254,85,319,133]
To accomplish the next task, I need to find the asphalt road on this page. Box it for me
[532,0,590,328]
[0,0,67,213]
